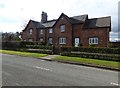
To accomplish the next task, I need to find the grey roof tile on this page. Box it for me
[42,20,56,28]
[31,20,56,29]
[71,14,88,22]
[83,16,111,28]
[69,14,88,24]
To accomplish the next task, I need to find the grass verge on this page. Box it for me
[53,56,119,69]
[0,50,48,58]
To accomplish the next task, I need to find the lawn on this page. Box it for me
[0,50,48,58]
[53,56,119,69]
[1,50,119,69]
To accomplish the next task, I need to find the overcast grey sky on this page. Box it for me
[0,0,119,41]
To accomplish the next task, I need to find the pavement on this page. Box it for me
[2,54,119,86]
[40,55,120,71]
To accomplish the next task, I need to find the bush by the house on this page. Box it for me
[61,47,120,54]
[61,52,119,62]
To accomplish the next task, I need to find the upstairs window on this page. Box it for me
[48,37,53,44]
[89,37,98,44]
[60,25,65,32]
[49,28,53,33]
[59,37,66,44]
[29,29,32,35]
[40,29,43,34]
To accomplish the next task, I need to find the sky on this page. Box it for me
[0,0,119,41]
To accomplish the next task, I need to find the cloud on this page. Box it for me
[0,0,119,41]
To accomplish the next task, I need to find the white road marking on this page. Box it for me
[110,82,120,86]
[15,83,21,86]
[41,60,45,61]
[33,66,52,71]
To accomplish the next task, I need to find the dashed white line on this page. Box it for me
[110,82,120,86]
[15,83,21,86]
[41,60,45,61]
[33,66,52,71]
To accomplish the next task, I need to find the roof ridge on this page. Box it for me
[89,16,111,20]
[70,14,88,18]
[43,19,57,23]
[30,19,39,23]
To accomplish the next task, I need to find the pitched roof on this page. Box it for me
[30,20,40,27]
[71,14,88,22]
[42,20,56,28]
[30,20,56,29]
[29,14,111,30]
[83,16,111,29]
[61,13,88,24]
[54,13,88,26]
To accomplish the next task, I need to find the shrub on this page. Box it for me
[61,52,119,62]
[61,47,120,54]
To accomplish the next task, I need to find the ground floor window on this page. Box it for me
[39,38,43,42]
[23,39,26,41]
[48,37,53,44]
[28,38,33,42]
[89,37,98,44]
[59,37,66,44]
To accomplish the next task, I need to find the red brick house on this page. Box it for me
[21,12,111,47]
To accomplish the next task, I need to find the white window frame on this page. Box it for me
[60,25,65,32]
[48,37,53,44]
[59,37,66,44]
[40,38,43,42]
[29,29,32,35]
[89,37,98,44]
[28,38,32,42]
[40,29,43,34]
[49,28,53,33]
[23,39,26,41]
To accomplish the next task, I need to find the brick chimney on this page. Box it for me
[41,11,48,23]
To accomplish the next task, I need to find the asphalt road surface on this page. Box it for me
[1,54,119,86]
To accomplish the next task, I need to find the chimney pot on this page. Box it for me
[41,11,48,23]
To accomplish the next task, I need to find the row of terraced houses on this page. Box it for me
[21,12,111,47]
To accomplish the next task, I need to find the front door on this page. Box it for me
[75,38,80,47]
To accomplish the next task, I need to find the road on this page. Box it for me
[1,54,119,86]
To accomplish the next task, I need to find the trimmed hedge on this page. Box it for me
[2,41,53,54]
[61,47,120,54]
[61,52,119,62]
[26,45,53,50]
[25,49,53,54]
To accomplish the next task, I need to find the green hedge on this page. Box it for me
[61,47,120,54]
[25,49,53,54]
[61,52,119,62]
[26,45,53,50]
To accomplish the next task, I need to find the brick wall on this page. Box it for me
[54,15,72,47]
[37,28,46,42]
[22,21,37,41]
[81,28,109,47]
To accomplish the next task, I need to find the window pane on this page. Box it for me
[28,38,32,42]
[29,29,32,34]
[40,30,43,34]
[59,37,66,44]
[40,38,43,42]
[95,38,98,44]
[89,37,98,44]
[48,38,53,44]
[60,25,65,32]
[49,28,53,33]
